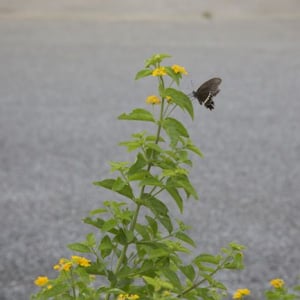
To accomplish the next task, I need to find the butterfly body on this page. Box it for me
[192,77,222,110]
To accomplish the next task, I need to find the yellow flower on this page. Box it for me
[128,294,140,300]
[117,294,127,300]
[171,64,188,75]
[53,258,72,272]
[71,255,91,267]
[152,67,167,76]
[146,95,161,105]
[233,288,251,299]
[62,261,72,271]
[270,278,285,288]
[47,285,52,290]
[34,276,49,287]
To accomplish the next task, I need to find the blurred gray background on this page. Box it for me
[1,1,300,299]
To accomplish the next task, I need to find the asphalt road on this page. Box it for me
[1,1,300,299]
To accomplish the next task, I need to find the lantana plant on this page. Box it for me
[31,54,299,300]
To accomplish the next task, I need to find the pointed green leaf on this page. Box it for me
[180,265,196,281]
[175,232,196,247]
[164,88,194,119]
[135,69,153,80]
[93,179,134,199]
[99,235,113,258]
[144,53,172,67]
[128,153,147,175]
[166,186,183,213]
[194,253,222,265]
[162,269,182,290]
[118,108,155,122]
[67,243,91,253]
[140,176,163,187]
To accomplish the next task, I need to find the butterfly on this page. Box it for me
[192,77,222,110]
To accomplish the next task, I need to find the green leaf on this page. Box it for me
[145,215,158,236]
[93,179,134,199]
[186,141,204,157]
[166,176,198,200]
[157,213,173,233]
[140,176,163,187]
[164,88,194,119]
[162,117,189,147]
[135,223,151,240]
[146,142,164,153]
[161,268,182,290]
[128,153,147,175]
[166,186,183,213]
[101,218,118,232]
[83,217,105,229]
[128,170,150,181]
[180,265,196,281]
[99,235,113,258]
[135,69,153,80]
[194,253,222,265]
[163,117,189,138]
[144,53,172,67]
[119,140,142,152]
[86,232,96,247]
[175,232,196,247]
[112,177,126,191]
[67,242,91,253]
[143,275,174,291]
[145,195,168,215]
[41,283,69,298]
[89,208,107,215]
[118,108,155,122]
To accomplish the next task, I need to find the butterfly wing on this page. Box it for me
[193,78,222,110]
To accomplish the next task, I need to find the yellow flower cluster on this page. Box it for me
[270,278,285,288]
[233,288,251,299]
[71,255,91,267]
[53,256,91,272]
[117,294,140,300]
[34,276,49,286]
[146,95,161,105]
[171,64,188,75]
[152,67,167,77]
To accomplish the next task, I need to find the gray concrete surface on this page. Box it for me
[1,1,300,299]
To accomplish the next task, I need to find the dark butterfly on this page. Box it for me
[192,77,222,110]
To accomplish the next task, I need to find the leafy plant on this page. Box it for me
[32,53,252,300]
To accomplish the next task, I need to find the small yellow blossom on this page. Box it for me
[54,258,72,271]
[71,255,91,267]
[146,95,161,105]
[34,276,49,287]
[59,258,68,265]
[152,67,167,76]
[171,64,188,75]
[233,288,251,299]
[117,294,127,300]
[270,278,285,288]
[128,294,140,300]
[53,264,60,270]
[47,285,52,290]
[62,262,72,271]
